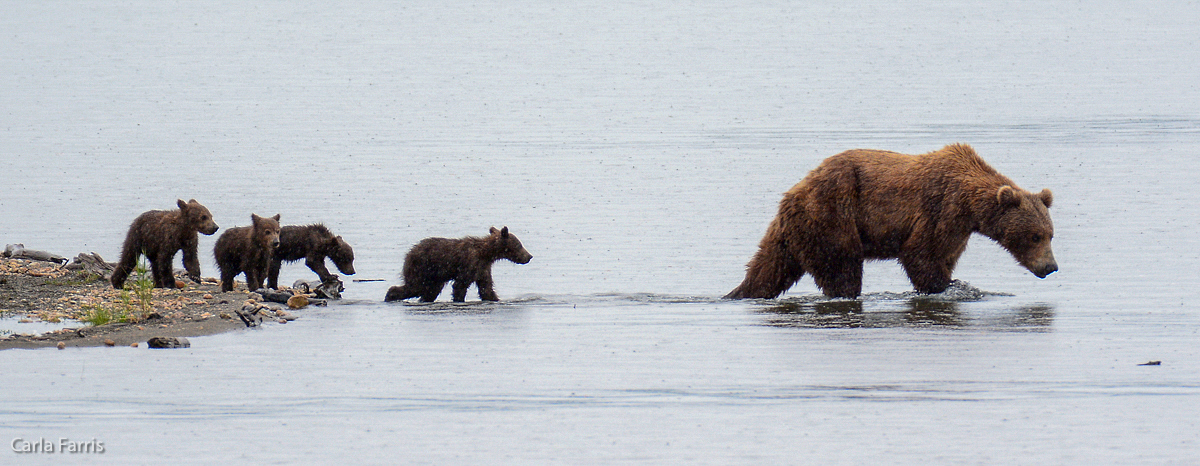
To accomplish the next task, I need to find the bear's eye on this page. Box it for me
[1031,234,1042,243]
[201,215,209,221]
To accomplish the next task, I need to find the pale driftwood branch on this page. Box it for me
[65,252,117,279]
[4,244,68,264]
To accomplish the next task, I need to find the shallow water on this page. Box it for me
[2,1,1199,463]
[0,317,79,337]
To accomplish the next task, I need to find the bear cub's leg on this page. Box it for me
[476,271,499,301]
[451,280,472,302]
[152,252,176,288]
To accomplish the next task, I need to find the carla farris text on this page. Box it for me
[11,437,105,454]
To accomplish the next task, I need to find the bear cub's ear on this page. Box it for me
[1037,188,1053,208]
[996,186,1022,208]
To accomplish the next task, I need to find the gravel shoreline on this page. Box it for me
[0,257,298,350]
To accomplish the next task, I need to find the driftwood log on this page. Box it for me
[256,288,328,307]
[4,244,68,264]
[293,277,344,299]
[64,252,117,279]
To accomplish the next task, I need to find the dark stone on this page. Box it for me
[147,337,191,349]
[257,288,294,304]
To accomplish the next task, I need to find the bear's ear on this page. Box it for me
[272,214,281,222]
[500,226,509,237]
[1037,189,1053,208]
[490,227,499,235]
[177,199,188,210]
[996,186,1021,208]
[251,213,262,223]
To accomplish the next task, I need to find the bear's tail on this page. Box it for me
[110,240,141,290]
[724,228,805,299]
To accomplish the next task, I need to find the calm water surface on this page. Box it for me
[2,1,1198,463]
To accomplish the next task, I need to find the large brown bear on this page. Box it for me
[384,226,533,302]
[214,214,282,292]
[725,144,1057,299]
[267,224,356,289]
[111,199,220,289]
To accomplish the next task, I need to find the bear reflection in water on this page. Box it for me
[758,300,1055,330]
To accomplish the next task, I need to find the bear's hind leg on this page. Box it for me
[385,284,419,302]
[267,258,283,289]
[151,253,176,288]
[245,268,263,292]
[416,281,445,302]
[110,250,138,289]
[451,280,471,302]
[725,238,806,299]
[219,267,238,292]
[809,257,864,299]
[419,288,442,302]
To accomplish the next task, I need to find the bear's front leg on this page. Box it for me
[245,268,263,292]
[267,258,284,289]
[476,270,499,301]
[901,255,953,295]
[306,256,334,283]
[182,247,203,284]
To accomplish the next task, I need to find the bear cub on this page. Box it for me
[385,226,533,303]
[267,224,356,289]
[112,199,220,289]
[214,214,282,292]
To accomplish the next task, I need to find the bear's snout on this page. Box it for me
[1032,261,1058,278]
[202,224,219,235]
[514,251,533,264]
[1025,251,1057,278]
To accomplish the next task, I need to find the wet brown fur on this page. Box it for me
[267,224,356,289]
[726,144,1056,299]
[111,199,220,289]
[214,214,282,292]
[384,226,533,302]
